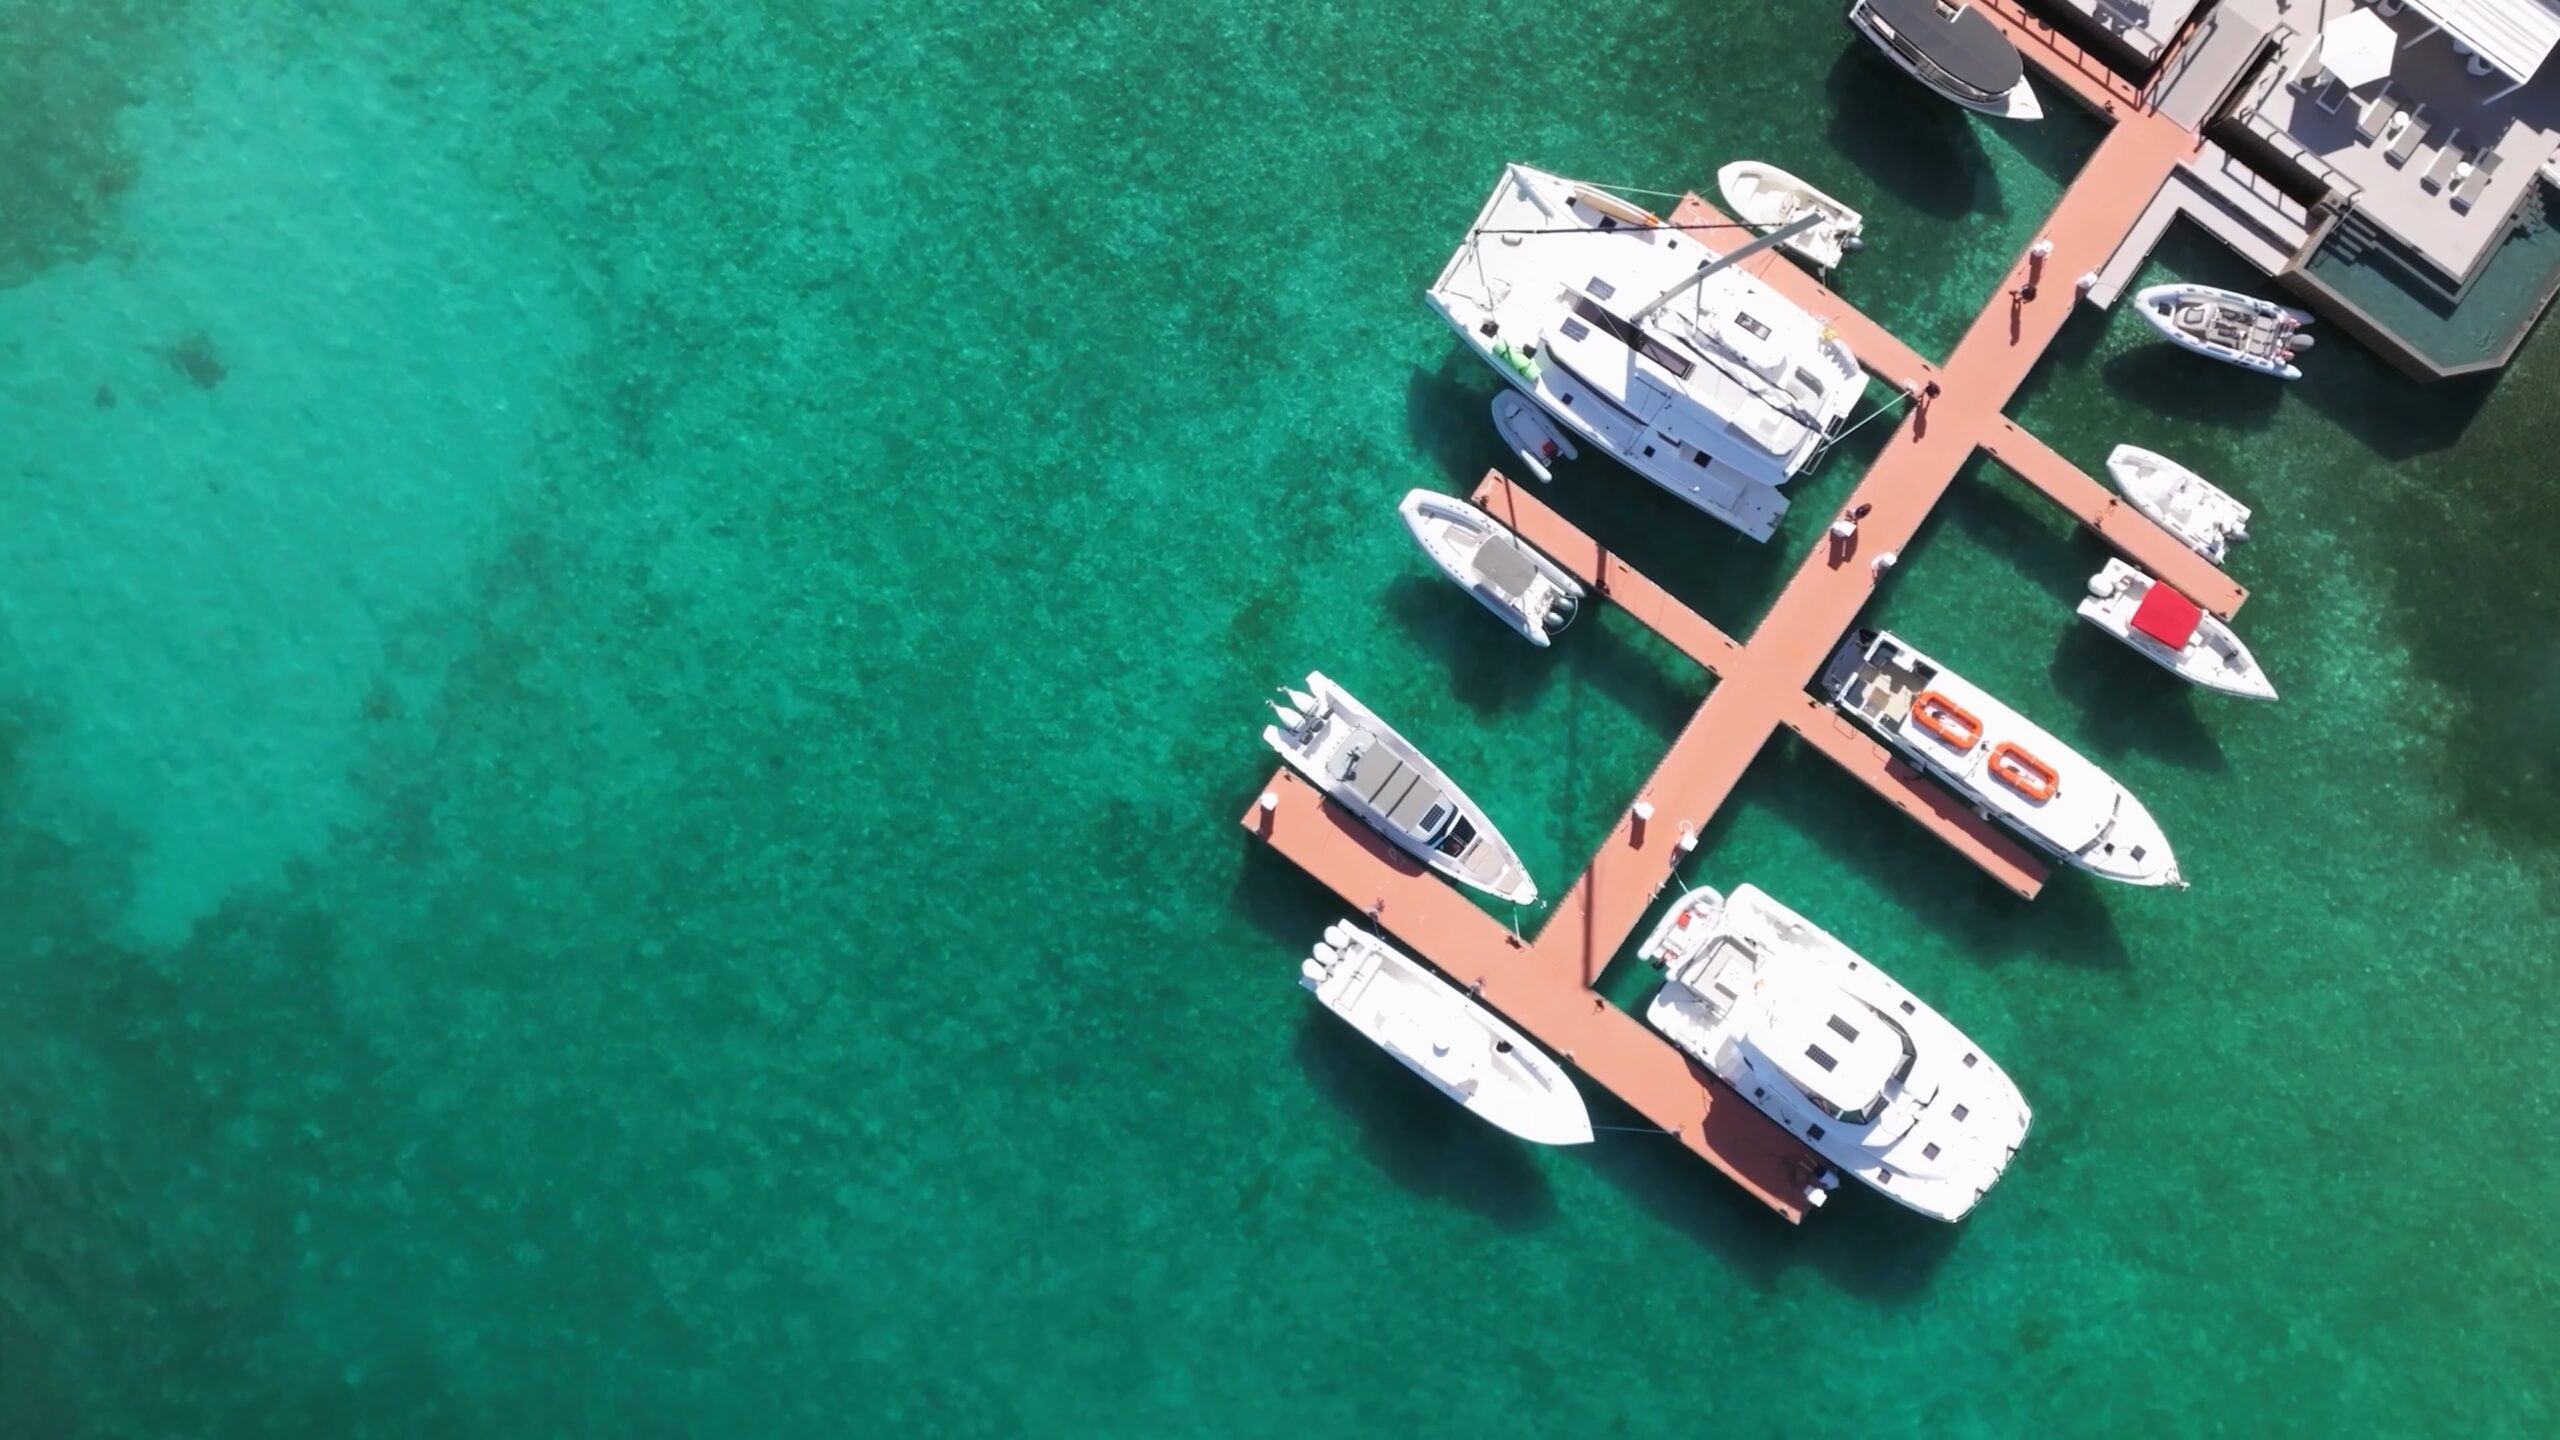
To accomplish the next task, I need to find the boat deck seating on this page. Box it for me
[1342,746,1447,836]
[1474,536,1541,601]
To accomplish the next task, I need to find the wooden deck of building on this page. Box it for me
[1245,35,2250,1221]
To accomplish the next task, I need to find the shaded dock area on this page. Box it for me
[1240,771,1826,1222]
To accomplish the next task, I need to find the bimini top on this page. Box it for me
[1864,0,2026,96]
[2129,581,2203,649]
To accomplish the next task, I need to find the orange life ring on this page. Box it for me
[1911,690,1982,751]
[1990,742,2058,803]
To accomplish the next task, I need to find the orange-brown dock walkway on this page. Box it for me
[1246,35,2249,1220]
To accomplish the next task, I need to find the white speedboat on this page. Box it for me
[1643,884,2029,1220]
[1716,160,1866,270]
[1302,921,1593,1146]
[2078,560,2277,701]
[1492,390,1578,483]
[1263,671,1538,903]
[1400,490,1585,647]
[2134,283,2314,379]
[1846,0,2044,120]
[2106,444,2251,564]
[1426,164,1870,543]
[1821,629,2183,887]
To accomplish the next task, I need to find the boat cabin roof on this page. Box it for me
[1862,0,2024,95]
[1755,974,1910,1125]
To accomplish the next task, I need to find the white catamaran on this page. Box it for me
[1643,884,2032,1221]
[1427,164,1869,542]
[1821,629,2183,887]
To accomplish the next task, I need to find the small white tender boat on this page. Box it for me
[2134,283,2315,379]
[1399,490,1585,647]
[2077,560,2277,701]
[1263,671,1538,903]
[1491,391,1578,483]
[1301,921,1593,1146]
[2106,444,2251,564]
[1717,161,1866,270]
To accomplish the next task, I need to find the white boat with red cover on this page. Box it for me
[2077,560,2277,701]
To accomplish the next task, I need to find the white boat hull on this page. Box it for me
[1262,671,1538,904]
[1847,1,2044,120]
[2134,283,2312,379]
[1716,161,1867,270]
[2106,443,2251,564]
[1399,489,1584,647]
[1302,923,1593,1146]
[1822,629,2183,887]
[2077,560,2277,700]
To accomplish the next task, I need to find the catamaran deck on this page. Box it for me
[1246,25,2253,1221]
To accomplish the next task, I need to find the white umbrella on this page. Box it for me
[2322,7,2398,89]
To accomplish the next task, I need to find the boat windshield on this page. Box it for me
[1433,814,1477,856]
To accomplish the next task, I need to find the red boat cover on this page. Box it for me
[2130,581,2203,648]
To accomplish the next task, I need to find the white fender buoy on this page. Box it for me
[1805,1186,1830,1207]
[1676,824,1698,854]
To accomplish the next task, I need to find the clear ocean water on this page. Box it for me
[5,1,2556,1434]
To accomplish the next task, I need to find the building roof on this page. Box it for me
[2401,0,2560,85]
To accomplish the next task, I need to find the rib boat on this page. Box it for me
[1426,164,1869,543]
[1399,490,1585,647]
[1642,884,2031,1220]
[2078,560,2277,701]
[1821,629,2183,886]
[1716,160,1866,270]
[1846,0,2045,120]
[2134,283,2314,379]
[1302,921,1593,1146]
[1263,671,1538,903]
[2107,444,2251,564]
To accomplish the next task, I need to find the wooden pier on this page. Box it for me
[1247,33,2251,1220]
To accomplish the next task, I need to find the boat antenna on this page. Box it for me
[1632,210,1826,326]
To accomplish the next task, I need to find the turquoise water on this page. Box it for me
[4,2,2555,1435]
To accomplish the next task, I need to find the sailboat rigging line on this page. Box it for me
[1808,384,1913,464]
[1468,219,1760,240]
[1592,1123,1678,1135]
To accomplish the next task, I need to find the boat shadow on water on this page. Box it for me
[1384,574,1698,746]
[1575,1083,1965,1300]
[2045,625,2232,773]
[1288,1009,1561,1233]
[1821,49,1987,222]
[2099,343,2286,432]
[1723,741,2135,972]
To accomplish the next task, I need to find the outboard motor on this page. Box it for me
[2288,332,2317,350]
[1545,591,1580,633]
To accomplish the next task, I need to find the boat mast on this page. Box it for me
[1631,210,1826,326]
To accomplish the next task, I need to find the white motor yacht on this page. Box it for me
[1642,884,2031,1221]
[1263,671,1537,904]
[1820,629,2183,887]
[2078,560,2277,701]
[1302,921,1593,1146]
[2107,444,2251,564]
[1426,164,1869,542]
[1846,0,2044,120]
[1399,490,1585,646]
